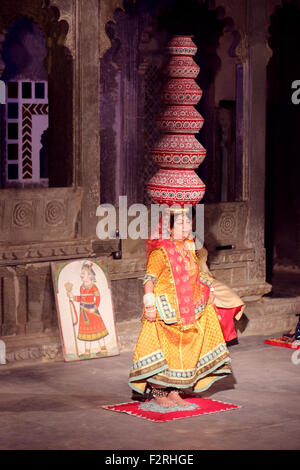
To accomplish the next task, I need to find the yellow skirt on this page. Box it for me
[129,303,231,394]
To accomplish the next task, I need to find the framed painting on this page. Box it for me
[51,258,119,362]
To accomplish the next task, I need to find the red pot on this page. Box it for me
[156,105,204,134]
[165,36,198,57]
[161,78,203,106]
[148,169,206,206]
[163,56,200,79]
[151,134,206,169]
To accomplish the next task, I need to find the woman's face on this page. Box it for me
[171,214,192,241]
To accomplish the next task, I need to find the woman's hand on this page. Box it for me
[143,280,157,321]
[144,305,157,322]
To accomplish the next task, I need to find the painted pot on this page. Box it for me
[156,105,204,134]
[147,35,206,206]
[163,56,200,79]
[161,78,203,106]
[165,36,197,57]
[150,134,206,169]
[148,169,206,206]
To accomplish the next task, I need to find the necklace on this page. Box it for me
[173,239,198,277]
[173,239,192,261]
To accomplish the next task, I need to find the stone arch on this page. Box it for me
[99,0,126,58]
[266,1,300,66]
[0,0,74,188]
[265,0,300,277]
[0,0,71,76]
[211,3,243,62]
[138,1,243,203]
[99,0,245,205]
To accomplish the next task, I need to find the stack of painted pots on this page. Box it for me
[147,36,206,206]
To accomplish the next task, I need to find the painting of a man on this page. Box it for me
[67,261,109,358]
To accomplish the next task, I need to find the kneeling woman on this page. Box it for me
[128,209,232,407]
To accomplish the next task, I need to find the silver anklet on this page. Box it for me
[169,389,183,396]
[152,387,168,398]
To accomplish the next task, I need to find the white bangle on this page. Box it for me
[143,293,155,307]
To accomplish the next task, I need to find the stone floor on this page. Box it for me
[0,334,299,450]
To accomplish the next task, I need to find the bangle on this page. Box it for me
[143,293,155,307]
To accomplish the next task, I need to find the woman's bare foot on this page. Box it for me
[154,396,177,408]
[151,387,176,407]
[168,390,190,407]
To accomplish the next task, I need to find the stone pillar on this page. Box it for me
[1,269,17,336]
[15,266,27,335]
[75,0,101,238]
[26,264,56,334]
[245,0,270,291]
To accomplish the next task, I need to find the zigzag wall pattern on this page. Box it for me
[22,103,49,179]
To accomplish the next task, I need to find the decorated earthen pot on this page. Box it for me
[148,169,206,206]
[150,134,206,169]
[147,35,206,206]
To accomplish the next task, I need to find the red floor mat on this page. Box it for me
[264,336,300,350]
[101,397,241,422]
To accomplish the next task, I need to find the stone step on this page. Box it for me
[237,296,300,337]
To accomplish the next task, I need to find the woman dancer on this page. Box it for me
[129,208,232,407]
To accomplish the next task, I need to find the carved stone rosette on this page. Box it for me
[147,36,206,206]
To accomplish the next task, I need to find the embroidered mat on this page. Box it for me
[264,336,300,350]
[101,397,241,423]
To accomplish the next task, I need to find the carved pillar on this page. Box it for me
[26,265,43,334]
[245,0,270,289]
[74,0,101,238]
[26,263,55,334]
[235,32,249,202]
[1,270,17,336]
[15,266,27,335]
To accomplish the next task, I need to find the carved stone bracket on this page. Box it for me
[50,0,75,54]
[99,0,125,58]
[211,0,246,64]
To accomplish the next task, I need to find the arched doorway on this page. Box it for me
[0,4,73,189]
[100,0,241,206]
[266,1,300,291]
[1,17,49,188]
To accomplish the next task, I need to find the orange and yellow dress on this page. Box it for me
[129,238,231,395]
